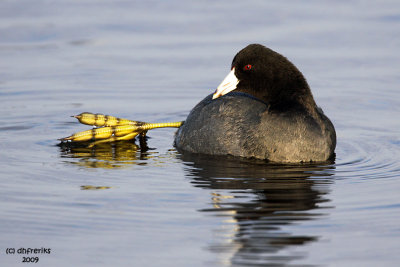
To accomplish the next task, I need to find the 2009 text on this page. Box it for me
[4,247,51,264]
[22,257,39,263]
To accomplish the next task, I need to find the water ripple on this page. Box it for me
[336,137,400,179]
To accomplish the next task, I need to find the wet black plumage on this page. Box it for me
[175,44,336,163]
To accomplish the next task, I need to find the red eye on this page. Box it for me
[243,64,252,71]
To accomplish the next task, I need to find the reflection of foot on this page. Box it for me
[58,139,178,169]
[59,112,183,147]
[58,141,140,169]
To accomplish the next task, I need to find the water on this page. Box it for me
[1,1,400,266]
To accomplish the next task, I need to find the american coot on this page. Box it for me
[175,44,336,163]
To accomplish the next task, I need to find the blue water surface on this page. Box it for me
[1,1,400,266]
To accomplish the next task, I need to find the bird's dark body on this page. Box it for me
[175,93,335,162]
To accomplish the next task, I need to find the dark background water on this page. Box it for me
[1,1,400,266]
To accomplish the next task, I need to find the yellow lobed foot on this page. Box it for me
[60,112,184,147]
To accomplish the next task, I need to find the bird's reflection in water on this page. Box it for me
[59,138,335,265]
[180,153,335,266]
